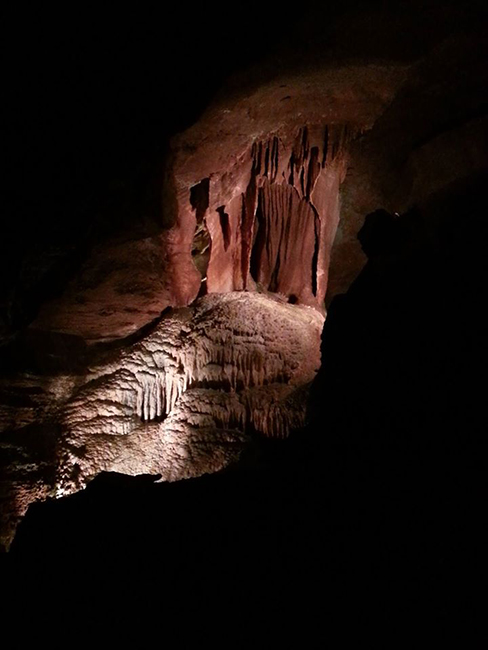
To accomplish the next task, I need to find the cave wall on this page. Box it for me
[22,60,403,342]
[329,33,488,297]
[26,126,348,340]
[3,2,486,345]
[1,1,487,555]
[189,126,350,309]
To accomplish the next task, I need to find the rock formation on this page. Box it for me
[1,1,486,559]
[1,292,322,548]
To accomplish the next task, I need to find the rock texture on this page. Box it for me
[1,1,486,559]
[28,62,405,342]
[1,291,322,549]
[31,228,201,342]
[28,124,353,341]
[193,127,350,309]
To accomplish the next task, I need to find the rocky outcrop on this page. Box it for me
[1,291,322,549]
[2,1,486,560]
[27,123,353,341]
[190,127,350,309]
[28,61,405,342]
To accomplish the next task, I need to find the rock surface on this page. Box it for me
[1,1,486,559]
[0,291,323,549]
[28,62,405,341]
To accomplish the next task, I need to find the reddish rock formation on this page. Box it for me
[193,127,350,309]
[29,63,404,341]
[1,1,486,557]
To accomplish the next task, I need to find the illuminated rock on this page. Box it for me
[3,2,485,557]
[0,292,322,545]
[56,292,323,495]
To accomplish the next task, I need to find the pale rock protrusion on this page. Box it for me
[55,292,323,497]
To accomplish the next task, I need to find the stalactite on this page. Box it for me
[204,123,353,306]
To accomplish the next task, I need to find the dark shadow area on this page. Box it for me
[308,175,488,643]
[217,207,232,252]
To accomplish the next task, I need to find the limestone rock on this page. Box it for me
[1,292,323,548]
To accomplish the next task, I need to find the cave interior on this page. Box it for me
[1,1,488,643]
